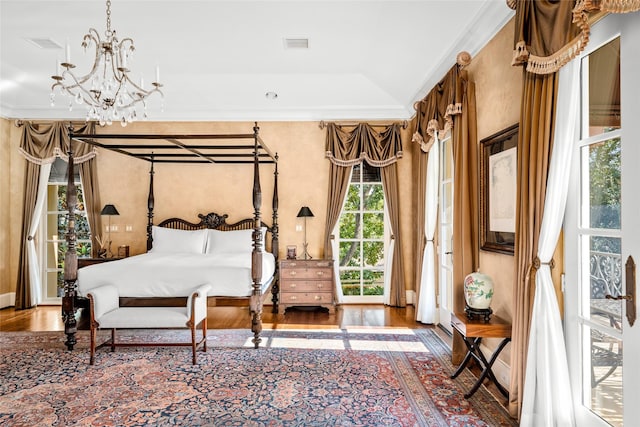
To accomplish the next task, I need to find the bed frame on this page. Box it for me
[62,123,278,351]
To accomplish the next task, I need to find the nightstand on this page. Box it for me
[78,257,123,269]
[279,259,335,314]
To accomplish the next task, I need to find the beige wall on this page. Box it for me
[1,120,415,300]
[0,118,11,297]
[467,18,522,321]
[1,118,26,302]
[465,18,521,370]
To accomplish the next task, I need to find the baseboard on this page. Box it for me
[0,292,16,309]
[406,290,415,305]
[480,341,511,392]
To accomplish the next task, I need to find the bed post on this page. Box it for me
[271,153,279,312]
[62,125,79,350]
[146,156,155,251]
[250,122,263,348]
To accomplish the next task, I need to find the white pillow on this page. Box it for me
[150,226,207,254]
[206,227,267,255]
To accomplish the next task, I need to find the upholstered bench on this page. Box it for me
[87,284,210,365]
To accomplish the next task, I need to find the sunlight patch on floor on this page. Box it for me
[344,327,416,335]
[348,340,429,353]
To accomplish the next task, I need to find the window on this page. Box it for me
[40,158,92,303]
[336,163,387,302]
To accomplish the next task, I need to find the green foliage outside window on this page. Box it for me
[338,164,385,297]
[589,137,620,254]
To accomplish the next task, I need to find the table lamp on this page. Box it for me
[297,206,314,260]
[100,204,120,258]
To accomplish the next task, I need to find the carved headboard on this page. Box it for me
[149,212,277,254]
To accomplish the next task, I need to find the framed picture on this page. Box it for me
[286,245,297,260]
[480,124,518,255]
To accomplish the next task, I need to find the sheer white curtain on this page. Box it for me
[416,135,439,323]
[382,234,394,305]
[520,60,578,426]
[331,237,345,304]
[382,198,395,305]
[27,162,53,306]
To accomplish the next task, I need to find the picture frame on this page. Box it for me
[480,124,518,255]
[286,245,297,260]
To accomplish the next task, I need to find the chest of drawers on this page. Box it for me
[279,259,335,313]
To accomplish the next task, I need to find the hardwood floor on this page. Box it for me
[0,304,440,333]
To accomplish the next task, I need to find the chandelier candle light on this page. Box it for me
[50,0,163,126]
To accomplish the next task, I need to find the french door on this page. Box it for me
[565,13,640,427]
[438,133,454,333]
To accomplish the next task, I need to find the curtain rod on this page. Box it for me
[14,119,86,127]
[318,120,408,130]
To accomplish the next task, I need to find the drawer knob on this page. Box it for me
[289,271,297,276]
[290,296,297,300]
[316,271,324,277]
[289,283,297,288]
[317,284,324,289]
[314,295,322,301]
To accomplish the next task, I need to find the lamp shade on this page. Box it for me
[100,204,120,216]
[297,206,314,218]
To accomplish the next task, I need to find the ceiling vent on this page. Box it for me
[284,38,309,49]
[26,38,63,50]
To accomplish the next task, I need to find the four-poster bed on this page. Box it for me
[62,123,279,351]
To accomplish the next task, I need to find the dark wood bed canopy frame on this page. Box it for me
[62,122,279,351]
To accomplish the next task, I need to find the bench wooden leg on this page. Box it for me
[191,322,197,365]
[90,324,96,365]
[203,317,207,352]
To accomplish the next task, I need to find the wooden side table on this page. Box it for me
[450,312,511,398]
[78,257,123,269]
[279,259,335,314]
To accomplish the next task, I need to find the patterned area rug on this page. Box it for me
[0,328,515,426]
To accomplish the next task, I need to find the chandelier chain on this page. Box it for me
[106,0,112,36]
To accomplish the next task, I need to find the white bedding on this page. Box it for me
[77,251,276,298]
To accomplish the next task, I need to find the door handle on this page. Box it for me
[605,256,636,326]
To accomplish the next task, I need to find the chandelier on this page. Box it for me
[50,0,163,126]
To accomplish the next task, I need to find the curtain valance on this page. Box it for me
[412,63,466,153]
[324,122,403,167]
[510,0,640,75]
[19,121,97,165]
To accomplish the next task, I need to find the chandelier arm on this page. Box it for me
[60,72,103,107]
[72,30,104,85]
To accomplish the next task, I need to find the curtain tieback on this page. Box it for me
[533,256,555,269]
[530,256,555,277]
[27,235,34,241]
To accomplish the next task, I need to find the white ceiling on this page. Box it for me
[0,0,513,122]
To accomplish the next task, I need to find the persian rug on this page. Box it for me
[0,328,516,426]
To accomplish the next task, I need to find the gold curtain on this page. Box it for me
[510,0,640,75]
[451,69,480,364]
[412,60,478,362]
[509,65,559,421]
[79,158,102,257]
[323,122,406,306]
[15,122,98,309]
